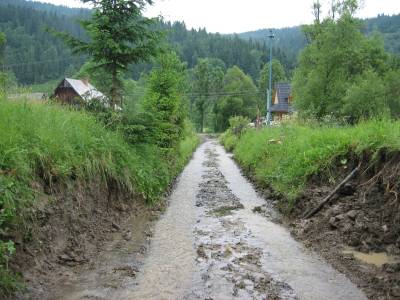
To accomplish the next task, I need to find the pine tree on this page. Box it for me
[54,0,160,107]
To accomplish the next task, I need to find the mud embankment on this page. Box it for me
[246,151,400,300]
[10,178,164,300]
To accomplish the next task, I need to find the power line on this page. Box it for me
[3,57,83,68]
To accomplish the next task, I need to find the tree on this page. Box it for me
[215,66,258,131]
[258,59,287,115]
[191,58,225,132]
[384,69,400,118]
[0,32,7,95]
[75,61,112,95]
[342,71,388,123]
[143,51,188,149]
[292,0,389,120]
[54,0,160,107]
[0,32,5,61]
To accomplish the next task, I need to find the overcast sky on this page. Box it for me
[35,0,400,33]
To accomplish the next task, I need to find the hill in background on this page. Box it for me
[239,13,400,58]
[0,0,399,86]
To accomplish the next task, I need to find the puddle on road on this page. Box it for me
[343,248,400,267]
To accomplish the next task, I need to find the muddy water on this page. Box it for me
[117,142,205,299]
[343,248,400,267]
[48,139,367,299]
[119,139,367,300]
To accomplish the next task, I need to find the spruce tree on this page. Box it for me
[55,0,160,107]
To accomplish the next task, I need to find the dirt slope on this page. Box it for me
[255,151,400,299]
[10,178,163,300]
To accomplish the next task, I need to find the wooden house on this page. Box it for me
[53,78,107,106]
[270,82,294,120]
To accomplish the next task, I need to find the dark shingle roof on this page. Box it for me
[271,103,295,112]
[272,82,293,113]
[275,82,291,102]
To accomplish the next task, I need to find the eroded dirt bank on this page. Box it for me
[12,178,165,300]
[15,139,373,299]
[285,153,400,300]
[243,151,400,299]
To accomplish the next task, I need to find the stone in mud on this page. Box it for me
[339,183,356,196]
[386,244,400,255]
[111,222,121,231]
[122,231,132,241]
[382,262,400,273]
[197,245,208,259]
[335,213,347,221]
[329,217,339,229]
[58,254,74,262]
[347,210,359,220]
[391,286,400,297]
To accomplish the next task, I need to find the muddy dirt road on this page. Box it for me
[41,139,368,299]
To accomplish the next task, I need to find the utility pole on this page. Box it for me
[266,29,274,126]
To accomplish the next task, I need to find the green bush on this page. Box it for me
[228,116,250,137]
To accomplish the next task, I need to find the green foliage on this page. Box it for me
[385,69,400,118]
[293,8,390,121]
[191,58,225,132]
[0,240,20,297]
[228,116,251,137]
[0,1,88,85]
[27,79,60,94]
[143,51,188,148]
[215,66,258,131]
[74,61,112,96]
[0,99,199,295]
[0,32,5,59]
[2,0,400,87]
[342,71,389,123]
[221,119,400,202]
[54,0,160,106]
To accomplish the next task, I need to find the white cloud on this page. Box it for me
[34,0,400,33]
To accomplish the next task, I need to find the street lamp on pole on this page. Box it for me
[267,29,274,126]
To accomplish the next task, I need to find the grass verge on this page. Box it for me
[220,119,400,201]
[0,99,199,296]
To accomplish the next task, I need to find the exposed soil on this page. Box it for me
[8,177,166,300]
[128,139,366,300]
[249,151,400,300]
[7,139,377,300]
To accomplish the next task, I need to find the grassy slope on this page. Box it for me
[221,120,400,201]
[0,99,198,295]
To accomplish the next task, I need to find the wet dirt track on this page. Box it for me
[50,139,368,300]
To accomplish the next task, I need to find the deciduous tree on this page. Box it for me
[293,0,389,121]
[191,58,225,132]
[215,66,258,131]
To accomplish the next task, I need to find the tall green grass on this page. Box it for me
[0,99,199,295]
[221,119,400,200]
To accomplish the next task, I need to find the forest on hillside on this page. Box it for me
[0,0,399,133]
[1,0,400,86]
[240,13,400,55]
[0,0,292,85]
